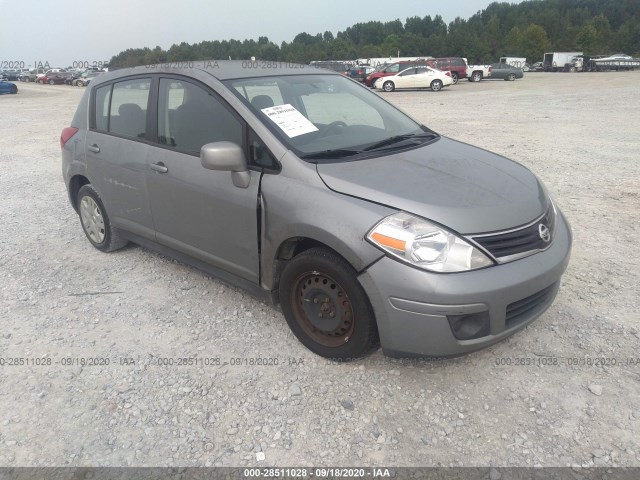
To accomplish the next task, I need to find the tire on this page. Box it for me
[430,79,443,92]
[471,71,482,82]
[11,86,17,94]
[451,72,458,84]
[77,185,128,252]
[507,73,516,81]
[382,80,395,92]
[279,248,379,360]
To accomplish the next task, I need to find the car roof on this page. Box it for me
[102,60,334,82]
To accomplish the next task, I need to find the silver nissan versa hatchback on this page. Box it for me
[61,61,572,359]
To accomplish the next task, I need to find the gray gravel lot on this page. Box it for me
[0,73,639,467]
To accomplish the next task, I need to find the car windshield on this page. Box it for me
[225,74,436,161]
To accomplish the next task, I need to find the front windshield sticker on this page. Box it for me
[260,104,319,138]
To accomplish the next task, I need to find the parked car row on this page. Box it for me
[365,60,524,94]
[15,68,105,86]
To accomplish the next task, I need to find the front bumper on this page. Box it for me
[358,210,572,357]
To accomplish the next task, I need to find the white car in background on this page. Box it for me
[374,66,453,92]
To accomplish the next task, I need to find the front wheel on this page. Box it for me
[77,185,128,252]
[450,72,458,84]
[507,73,516,81]
[382,81,395,92]
[431,79,443,92]
[279,248,379,360]
[48,79,54,85]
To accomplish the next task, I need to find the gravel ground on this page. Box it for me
[0,73,638,468]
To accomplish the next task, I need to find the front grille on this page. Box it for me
[505,283,557,329]
[471,204,555,261]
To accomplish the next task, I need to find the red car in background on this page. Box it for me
[426,57,468,84]
[38,70,70,85]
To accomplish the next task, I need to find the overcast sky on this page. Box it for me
[0,0,522,68]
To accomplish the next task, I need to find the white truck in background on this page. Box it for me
[499,56,528,70]
[543,52,583,71]
[465,63,492,82]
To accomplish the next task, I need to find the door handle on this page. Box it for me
[150,162,168,173]
[88,144,100,153]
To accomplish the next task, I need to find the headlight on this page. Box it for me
[366,212,494,272]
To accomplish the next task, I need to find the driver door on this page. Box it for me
[145,77,260,283]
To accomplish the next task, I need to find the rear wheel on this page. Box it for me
[77,185,128,252]
[279,248,379,360]
[450,72,459,84]
[431,79,443,92]
[471,71,482,82]
[382,81,395,92]
[507,73,516,81]
[48,79,54,85]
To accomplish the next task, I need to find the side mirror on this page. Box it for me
[200,141,250,188]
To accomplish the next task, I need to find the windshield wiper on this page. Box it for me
[300,148,362,160]
[362,132,437,152]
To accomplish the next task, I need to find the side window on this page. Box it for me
[157,78,243,154]
[398,69,415,76]
[94,84,111,131]
[386,64,400,73]
[109,78,150,138]
[416,68,428,74]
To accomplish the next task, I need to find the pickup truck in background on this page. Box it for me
[466,63,492,82]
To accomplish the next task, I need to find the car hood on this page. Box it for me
[315,136,548,234]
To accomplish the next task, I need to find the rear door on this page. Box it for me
[491,63,506,79]
[84,76,156,240]
[394,68,417,88]
[414,67,435,87]
[145,77,261,283]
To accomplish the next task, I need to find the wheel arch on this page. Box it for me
[266,229,384,304]
[68,174,91,213]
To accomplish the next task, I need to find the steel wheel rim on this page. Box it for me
[383,82,393,92]
[432,81,442,91]
[80,196,106,244]
[291,271,355,347]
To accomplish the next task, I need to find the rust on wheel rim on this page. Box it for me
[292,271,355,347]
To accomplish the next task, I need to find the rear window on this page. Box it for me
[93,78,151,139]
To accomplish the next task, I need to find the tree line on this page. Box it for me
[109,0,640,68]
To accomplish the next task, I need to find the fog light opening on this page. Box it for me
[448,312,490,340]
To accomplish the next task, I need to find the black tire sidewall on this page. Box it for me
[279,248,378,360]
[77,185,114,252]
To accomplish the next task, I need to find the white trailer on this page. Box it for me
[543,52,582,71]
[499,56,527,69]
[355,56,431,69]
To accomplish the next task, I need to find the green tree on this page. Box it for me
[519,24,552,63]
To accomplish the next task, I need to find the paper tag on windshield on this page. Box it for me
[260,104,318,138]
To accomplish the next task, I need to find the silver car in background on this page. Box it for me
[61,61,571,359]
